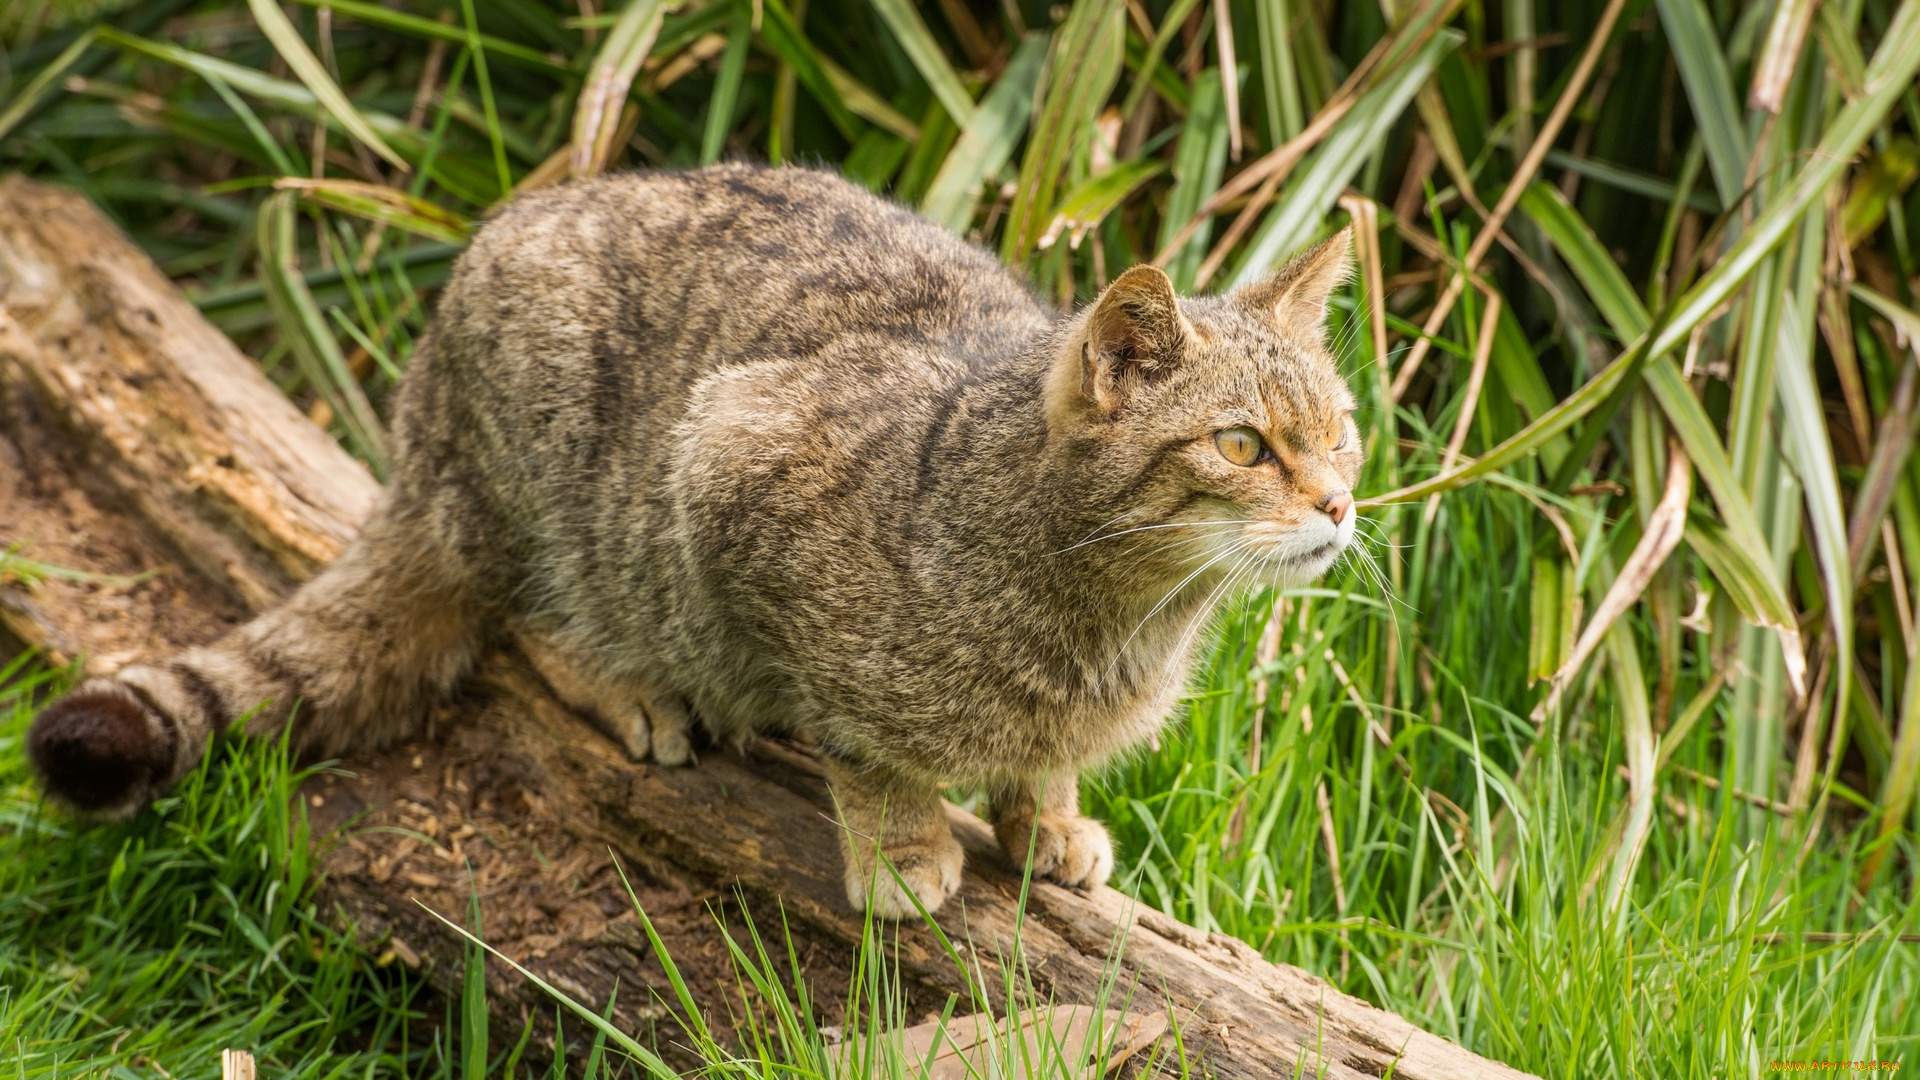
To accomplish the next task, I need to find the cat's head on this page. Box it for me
[1046,230,1362,588]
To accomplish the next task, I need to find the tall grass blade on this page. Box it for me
[817,55,922,140]
[1361,339,1652,505]
[458,0,512,199]
[752,0,860,139]
[1749,0,1819,113]
[1603,624,1655,916]
[1866,631,1920,882]
[1118,0,1203,119]
[258,192,388,472]
[1851,283,1920,344]
[1223,29,1459,288]
[1518,185,1645,337]
[1385,0,1623,399]
[921,33,1047,233]
[1159,70,1230,291]
[1528,554,1568,682]
[0,28,96,143]
[1038,160,1166,252]
[869,0,975,127]
[272,178,471,243]
[610,863,715,1046]
[283,0,566,73]
[1254,0,1303,144]
[1210,0,1241,162]
[1647,359,1803,680]
[1520,181,1803,669]
[700,1,752,165]
[1684,513,1798,647]
[1653,0,1748,206]
[422,903,677,1078]
[1546,447,1691,715]
[462,888,487,1080]
[205,70,301,176]
[93,28,506,202]
[571,0,671,179]
[1384,6,1920,572]
[1653,0,1920,361]
[1774,300,1854,750]
[244,0,407,171]
[1000,0,1126,265]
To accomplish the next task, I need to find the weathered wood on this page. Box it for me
[0,177,378,620]
[0,175,1537,1080]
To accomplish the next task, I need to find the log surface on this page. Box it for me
[0,176,1536,1080]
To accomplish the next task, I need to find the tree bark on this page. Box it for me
[0,176,1536,1080]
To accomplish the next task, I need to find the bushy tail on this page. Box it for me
[29,511,485,818]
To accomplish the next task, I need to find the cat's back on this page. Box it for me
[401,166,1048,514]
[427,165,1045,390]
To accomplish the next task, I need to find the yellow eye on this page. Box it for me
[1214,427,1264,467]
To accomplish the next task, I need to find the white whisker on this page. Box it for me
[1114,533,1225,577]
[1047,518,1260,556]
[1105,541,1247,677]
[1167,548,1262,668]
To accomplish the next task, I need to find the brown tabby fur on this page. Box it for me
[30,165,1362,915]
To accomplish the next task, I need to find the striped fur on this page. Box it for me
[30,165,1361,915]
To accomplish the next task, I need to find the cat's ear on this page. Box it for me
[1070,264,1193,415]
[1234,227,1353,340]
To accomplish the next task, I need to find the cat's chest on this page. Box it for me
[952,632,1192,771]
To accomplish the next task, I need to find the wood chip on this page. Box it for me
[219,1049,255,1080]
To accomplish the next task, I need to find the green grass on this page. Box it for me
[0,657,426,1076]
[1093,523,1920,1073]
[4,0,1920,1075]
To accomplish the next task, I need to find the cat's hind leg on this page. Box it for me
[824,755,964,916]
[517,631,694,766]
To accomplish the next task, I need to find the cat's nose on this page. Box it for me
[1319,490,1352,525]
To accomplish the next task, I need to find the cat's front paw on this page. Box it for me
[999,814,1114,891]
[844,832,965,917]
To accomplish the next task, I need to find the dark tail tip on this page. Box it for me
[28,682,172,818]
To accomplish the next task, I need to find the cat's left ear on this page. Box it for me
[1233,227,1353,341]
[1069,264,1194,416]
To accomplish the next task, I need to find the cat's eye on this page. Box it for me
[1215,427,1264,467]
[1332,426,1349,451]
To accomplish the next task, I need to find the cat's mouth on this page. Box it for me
[1281,539,1346,575]
[1230,522,1349,577]
[1296,540,1342,564]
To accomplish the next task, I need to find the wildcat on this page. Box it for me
[29,165,1361,916]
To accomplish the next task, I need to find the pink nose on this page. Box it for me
[1320,490,1352,525]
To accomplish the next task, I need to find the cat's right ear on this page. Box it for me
[1058,265,1193,417]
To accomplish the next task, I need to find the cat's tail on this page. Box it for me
[28,508,486,818]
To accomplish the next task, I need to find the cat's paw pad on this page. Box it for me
[844,833,965,917]
[1008,814,1113,891]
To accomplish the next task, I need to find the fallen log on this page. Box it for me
[0,175,1537,1080]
